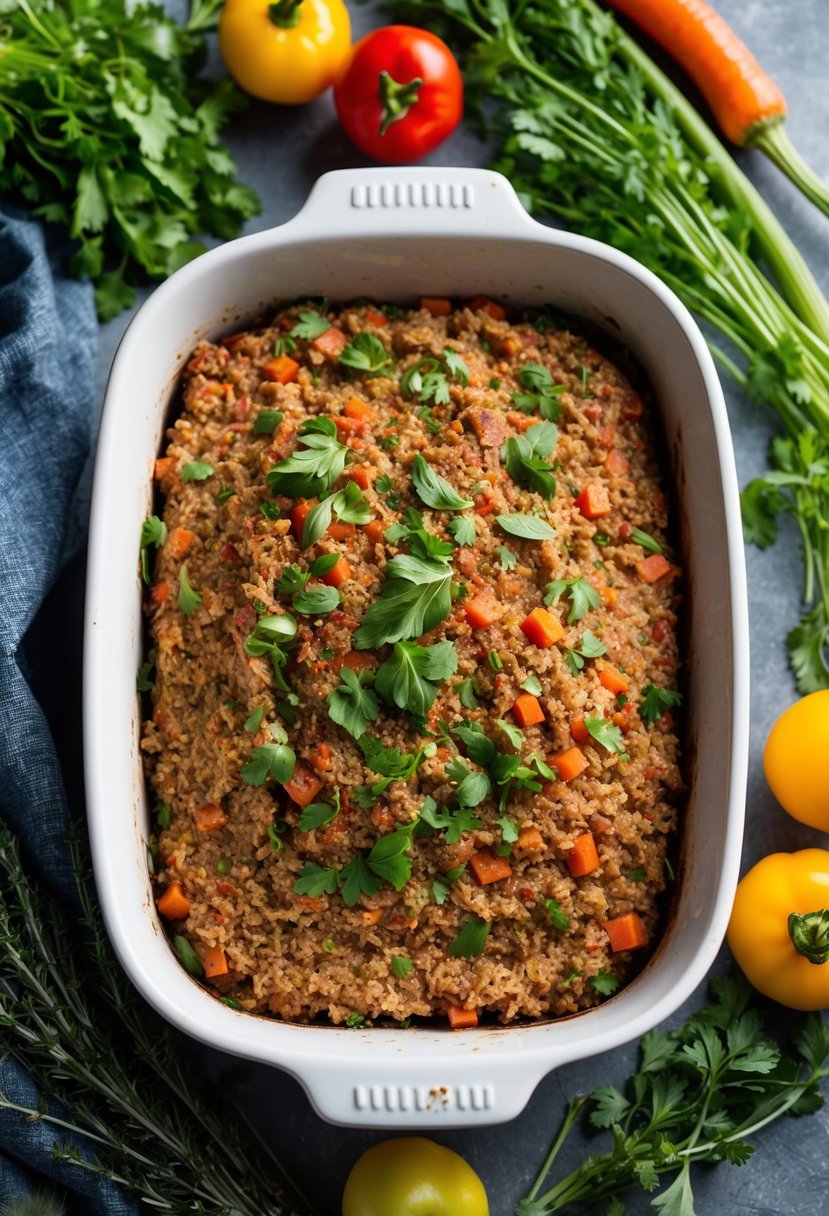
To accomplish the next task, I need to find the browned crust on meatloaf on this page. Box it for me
[141,300,683,1027]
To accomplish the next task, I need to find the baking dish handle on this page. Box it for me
[283,166,538,239]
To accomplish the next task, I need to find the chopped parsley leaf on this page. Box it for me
[327,668,379,740]
[253,409,283,436]
[375,639,458,717]
[339,332,394,377]
[177,563,201,615]
[181,461,214,482]
[502,421,558,499]
[640,684,683,725]
[449,917,490,959]
[411,454,473,511]
[545,576,601,623]
[266,418,347,499]
[391,955,414,978]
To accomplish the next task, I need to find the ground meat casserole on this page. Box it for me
[141,297,683,1029]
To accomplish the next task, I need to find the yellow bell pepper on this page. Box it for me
[342,1137,489,1216]
[727,849,829,1011]
[218,0,351,106]
[763,690,829,830]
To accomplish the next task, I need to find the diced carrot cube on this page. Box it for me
[283,760,324,807]
[290,499,314,540]
[473,498,496,516]
[327,521,356,542]
[348,466,371,489]
[156,881,190,920]
[362,907,383,925]
[575,483,613,519]
[604,448,630,476]
[203,946,229,979]
[520,607,564,648]
[466,294,506,320]
[636,554,672,584]
[194,804,227,832]
[464,591,501,629]
[512,693,545,727]
[447,1004,479,1029]
[312,327,348,359]
[570,718,590,744]
[150,581,170,605]
[309,741,332,771]
[363,519,385,545]
[334,416,364,436]
[469,848,513,886]
[263,355,299,384]
[364,310,388,327]
[567,831,600,877]
[549,747,589,782]
[603,912,649,952]
[321,556,351,587]
[515,826,544,853]
[420,297,452,317]
[344,397,375,421]
[154,456,175,482]
[168,526,194,560]
[598,664,629,695]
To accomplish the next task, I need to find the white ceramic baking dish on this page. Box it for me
[84,166,749,1129]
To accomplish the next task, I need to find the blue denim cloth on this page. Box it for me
[0,209,138,1213]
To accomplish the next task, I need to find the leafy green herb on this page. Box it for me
[259,501,280,521]
[253,410,283,436]
[339,332,394,376]
[375,640,458,717]
[545,576,601,623]
[449,917,490,958]
[177,563,201,615]
[640,684,683,725]
[299,789,340,832]
[301,480,372,548]
[240,742,296,786]
[511,363,565,420]
[417,797,481,844]
[327,668,379,740]
[411,454,474,511]
[276,565,309,596]
[503,422,558,499]
[446,759,491,808]
[496,514,556,540]
[497,815,519,845]
[136,662,155,693]
[545,898,569,932]
[628,868,646,882]
[266,418,347,499]
[243,613,297,693]
[292,586,340,616]
[244,705,264,733]
[173,936,203,978]
[216,487,236,505]
[359,736,436,793]
[365,824,416,890]
[290,309,329,340]
[266,822,283,854]
[140,515,167,584]
[488,650,503,672]
[155,803,172,830]
[354,549,453,649]
[455,678,480,709]
[310,553,340,577]
[629,526,662,554]
[496,719,524,749]
[273,335,298,357]
[448,516,477,547]
[375,473,395,495]
[564,629,607,676]
[585,716,625,753]
[293,862,339,898]
[521,674,542,695]
[344,1012,366,1029]
[401,347,469,404]
[498,546,517,570]
[181,461,214,482]
[561,969,581,988]
[391,955,414,978]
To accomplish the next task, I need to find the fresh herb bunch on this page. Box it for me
[1,0,260,319]
[0,830,308,1215]
[516,975,829,1215]
[388,0,829,692]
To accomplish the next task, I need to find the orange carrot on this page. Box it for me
[570,718,590,744]
[515,826,544,853]
[153,456,175,482]
[321,556,351,587]
[150,580,170,606]
[348,466,371,489]
[603,911,649,952]
[549,747,589,782]
[447,1004,479,1029]
[469,847,513,886]
[466,294,506,320]
[283,761,324,807]
[334,416,364,435]
[156,881,190,920]
[512,693,545,727]
[194,804,228,832]
[167,526,194,560]
[520,607,564,648]
[290,499,314,540]
[364,310,389,327]
[598,664,629,696]
[363,519,386,545]
[344,396,375,421]
[420,296,452,317]
[309,741,332,771]
[263,354,299,384]
[575,483,612,519]
[464,591,501,629]
[312,327,349,359]
[604,448,630,477]
[636,553,673,583]
[327,521,356,542]
[567,832,600,878]
[203,946,229,979]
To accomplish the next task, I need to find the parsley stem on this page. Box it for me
[524,1096,587,1203]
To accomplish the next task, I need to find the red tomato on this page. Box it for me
[334,25,463,164]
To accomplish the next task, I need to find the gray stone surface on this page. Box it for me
[96,2,829,1212]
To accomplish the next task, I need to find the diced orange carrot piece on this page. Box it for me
[567,832,600,877]
[363,519,386,545]
[575,483,613,519]
[512,693,545,727]
[464,591,501,629]
[344,396,375,422]
[154,456,175,481]
[364,310,388,327]
[520,607,564,648]
[289,499,314,540]
[168,526,194,560]
[156,881,190,920]
[549,747,589,782]
[349,466,371,489]
[447,1004,479,1029]
[466,294,506,320]
[604,448,630,476]
[321,556,351,587]
[309,741,332,772]
[312,327,348,359]
[570,718,590,744]
[469,848,513,886]
[598,664,629,695]
[636,554,673,584]
[420,296,452,317]
[334,416,364,436]
[150,580,170,605]
[203,946,229,979]
[516,826,544,853]
[283,761,324,807]
[194,804,227,832]
[327,521,356,542]
[263,355,299,384]
[603,912,649,952]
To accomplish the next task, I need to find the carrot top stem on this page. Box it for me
[751,122,829,222]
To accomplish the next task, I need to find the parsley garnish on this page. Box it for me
[290,309,329,340]
[253,409,283,436]
[521,674,542,695]
[449,917,490,958]
[417,796,482,843]
[243,613,297,693]
[585,716,626,753]
[140,515,167,584]
[299,789,340,831]
[630,527,662,554]
[216,487,236,505]
[244,705,264,733]
[564,629,607,676]
[411,454,474,511]
[359,735,436,793]
[354,547,453,649]
[510,362,565,420]
[294,825,415,905]
[273,335,298,357]
[259,501,280,521]
[545,898,569,932]
[590,972,619,996]
[401,347,469,404]
[498,545,517,570]
[375,640,458,717]
[173,936,203,978]
[502,421,558,499]
[136,662,154,692]
[339,332,394,376]
[391,955,414,978]
[545,576,601,623]
[640,684,683,725]
[300,480,372,548]
[454,678,480,709]
[294,862,339,897]
[240,740,296,786]
[292,586,340,615]
[177,563,201,615]
[495,514,556,540]
[181,461,214,482]
[266,418,347,499]
[327,668,379,739]
[277,564,309,596]
[496,719,524,749]
[448,516,477,547]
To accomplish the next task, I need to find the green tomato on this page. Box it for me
[342,1137,489,1216]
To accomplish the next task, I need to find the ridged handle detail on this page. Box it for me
[353,1082,495,1115]
[350,180,476,211]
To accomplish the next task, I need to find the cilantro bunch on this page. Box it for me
[1,0,260,319]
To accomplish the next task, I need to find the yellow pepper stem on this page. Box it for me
[268,0,301,29]
[788,909,829,965]
[378,70,423,136]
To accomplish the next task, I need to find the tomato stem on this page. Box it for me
[378,69,423,136]
[788,909,829,965]
[267,0,301,29]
